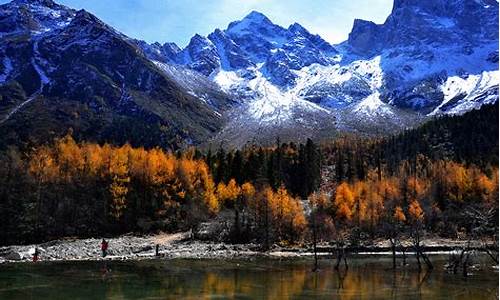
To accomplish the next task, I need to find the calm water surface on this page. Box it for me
[0,255,497,299]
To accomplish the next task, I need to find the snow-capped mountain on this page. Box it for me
[341,0,499,115]
[0,0,231,149]
[0,0,498,148]
[137,0,497,146]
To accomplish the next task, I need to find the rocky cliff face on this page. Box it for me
[342,0,499,114]
[207,29,254,71]
[348,0,498,55]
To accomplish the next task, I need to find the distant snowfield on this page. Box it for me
[208,40,498,129]
[214,68,332,124]
[212,70,245,92]
[431,70,500,115]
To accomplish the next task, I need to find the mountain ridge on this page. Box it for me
[0,0,498,148]
[0,0,231,149]
[145,2,497,146]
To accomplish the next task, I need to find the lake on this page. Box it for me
[0,255,497,299]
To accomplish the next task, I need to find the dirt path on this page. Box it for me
[153,231,191,245]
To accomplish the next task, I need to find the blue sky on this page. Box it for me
[2,0,394,47]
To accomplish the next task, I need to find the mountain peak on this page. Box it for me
[243,10,270,22]
[190,33,212,44]
[392,0,449,14]
[73,9,102,24]
[226,10,277,34]
[186,34,217,53]
[288,22,308,34]
[211,28,225,36]
[66,9,115,34]
[347,0,499,55]
[163,42,181,53]
[391,0,497,15]
[12,0,57,7]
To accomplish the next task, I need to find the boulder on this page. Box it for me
[3,250,23,261]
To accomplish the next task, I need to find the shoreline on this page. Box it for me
[0,232,496,264]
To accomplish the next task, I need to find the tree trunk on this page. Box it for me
[335,250,342,270]
[420,249,433,270]
[453,248,466,274]
[312,213,318,271]
[234,207,240,241]
[35,178,42,242]
[462,252,470,278]
[391,241,396,269]
[343,248,348,269]
[415,245,422,272]
[264,201,269,250]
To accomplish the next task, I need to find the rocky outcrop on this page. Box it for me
[179,34,221,76]
[347,0,499,55]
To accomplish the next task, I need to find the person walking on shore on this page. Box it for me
[101,239,108,258]
[32,247,39,262]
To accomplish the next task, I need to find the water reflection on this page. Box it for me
[0,256,497,300]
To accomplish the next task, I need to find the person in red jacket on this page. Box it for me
[101,239,108,258]
[32,247,39,262]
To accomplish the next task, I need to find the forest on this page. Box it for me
[0,104,498,247]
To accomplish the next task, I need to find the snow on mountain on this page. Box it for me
[431,71,499,115]
[207,65,337,146]
[152,60,237,113]
[0,0,75,36]
[208,29,254,71]
[353,92,392,115]
[142,0,498,145]
[225,10,290,61]
[0,0,76,85]
[245,71,331,124]
[212,66,332,123]
[177,34,221,76]
[0,0,497,147]
[0,0,230,148]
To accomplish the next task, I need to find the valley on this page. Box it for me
[0,2,498,297]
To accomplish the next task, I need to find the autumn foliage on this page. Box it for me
[0,135,308,245]
[310,157,498,241]
[0,110,498,246]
